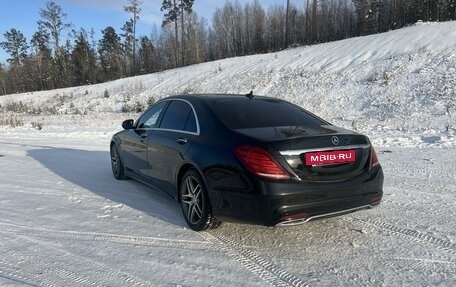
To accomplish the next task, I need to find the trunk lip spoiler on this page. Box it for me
[279,144,370,156]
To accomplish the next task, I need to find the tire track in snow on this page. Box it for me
[379,256,456,284]
[0,221,217,251]
[7,234,151,287]
[384,178,455,201]
[385,257,456,270]
[383,166,456,178]
[49,267,98,286]
[342,217,456,255]
[0,222,226,286]
[328,254,456,286]
[377,187,454,220]
[3,243,100,287]
[0,274,38,287]
[202,231,309,287]
[385,185,454,199]
[0,259,58,287]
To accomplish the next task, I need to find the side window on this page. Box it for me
[137,101,167,129]
[184,110,197,133]
[160,100,196,132]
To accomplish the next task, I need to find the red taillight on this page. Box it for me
[370,146,379,168]
[234,145,291,180]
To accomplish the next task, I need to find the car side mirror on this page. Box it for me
[122,119,134,130]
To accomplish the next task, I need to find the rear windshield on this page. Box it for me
[212,97,326,129]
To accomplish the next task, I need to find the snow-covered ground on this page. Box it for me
[0,21,455,286]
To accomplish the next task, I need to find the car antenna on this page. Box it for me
[245,91,254,99]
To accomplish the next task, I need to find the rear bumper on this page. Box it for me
[210,165,384,226]
[275,204,376,226]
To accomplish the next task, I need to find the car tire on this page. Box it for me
[180,169,220,231]
[110,144,128,180]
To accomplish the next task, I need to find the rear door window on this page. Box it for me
[184,110,197,133]
[160,100,197,133]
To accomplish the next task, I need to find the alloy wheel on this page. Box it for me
[110,145,127,180]
[181,175,204,225]
[111,147,120,177]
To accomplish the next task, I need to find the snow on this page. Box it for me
[0,22,455,286]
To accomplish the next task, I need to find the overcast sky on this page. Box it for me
[0,0,303,63]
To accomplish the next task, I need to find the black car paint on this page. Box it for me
[111,94,383,226]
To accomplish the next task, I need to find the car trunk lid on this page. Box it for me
[236,125,371,182]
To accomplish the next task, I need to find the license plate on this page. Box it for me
[305,150,356,166]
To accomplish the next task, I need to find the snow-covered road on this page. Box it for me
[0,137,454,287]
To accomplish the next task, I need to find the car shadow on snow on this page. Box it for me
[27,147,187,228]
[27,147,362,242]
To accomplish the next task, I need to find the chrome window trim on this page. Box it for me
[152,127,199,136]
[137,98,200,136]
[279,144,370,156]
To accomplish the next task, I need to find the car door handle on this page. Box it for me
[176,138,188,144]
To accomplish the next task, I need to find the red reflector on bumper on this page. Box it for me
[280,212,309,222]
[371,196,382,203]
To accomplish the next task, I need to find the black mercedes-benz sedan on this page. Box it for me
[110,94,383,231]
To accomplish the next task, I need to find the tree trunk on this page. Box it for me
[133,10,137,75]
[312,0,317,42]
[173,0,179,67]
[181,1,186,66]
[285,0,290,47]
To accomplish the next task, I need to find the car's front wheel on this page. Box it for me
[110,144,128,180]
[180,169,219,231]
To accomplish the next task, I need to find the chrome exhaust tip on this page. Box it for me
[276,205,374,227]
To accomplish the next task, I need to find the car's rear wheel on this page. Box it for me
[111,144,128,180]
[180,170,219,231]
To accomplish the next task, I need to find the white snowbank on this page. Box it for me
[1,21,455,148]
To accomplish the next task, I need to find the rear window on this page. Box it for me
[212,98,325,129]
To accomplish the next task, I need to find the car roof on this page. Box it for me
[165,93,282,104]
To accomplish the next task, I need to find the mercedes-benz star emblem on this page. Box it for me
[331,136,340,146]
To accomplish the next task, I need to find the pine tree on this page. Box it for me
[285,0,290,47]
[0,29,29,93]
[161,0,195,67]
[251,0,266,53]
[124,0,142,75]
[138,36,155,74]
[267,4,286,51]
[353,0,383,35]
[38,1,72,88]
[121,19,134,76]
[71,30,97,85]
[161,0,180,67]
[38,1,71,57]
[30,24,54,90]
[0,29,29,66]
[184,12,206,65]
[99,26,123,81]
[178,0,195,66]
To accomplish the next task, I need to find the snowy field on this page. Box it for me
[0,22,455,286]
